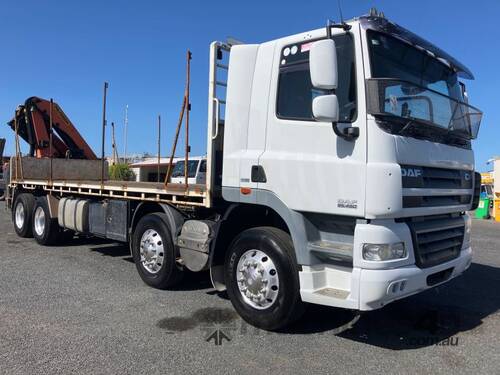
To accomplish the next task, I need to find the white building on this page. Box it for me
[129,157,184,182]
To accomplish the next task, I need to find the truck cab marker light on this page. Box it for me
[240,187,252,195]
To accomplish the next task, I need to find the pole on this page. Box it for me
[123,104,128,163]
[164,50,191,186]
[49,98,53,184]
[101,82,108,187]
[184,50,191,187]
[157,114,161,183]
[14,113,19,181]
[111,122,116,164]
[164,97,186,185]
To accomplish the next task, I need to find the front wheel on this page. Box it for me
[132,213,183,289]
[224,227,305,331]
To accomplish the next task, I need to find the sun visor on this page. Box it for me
[359,16,474,80]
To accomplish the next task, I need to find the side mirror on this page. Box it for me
[310,39,338,89]
[312,95,339,122]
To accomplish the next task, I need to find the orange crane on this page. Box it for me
[7,97,96,160]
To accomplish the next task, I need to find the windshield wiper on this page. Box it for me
[395,118,443,141]
[396,119,418,136]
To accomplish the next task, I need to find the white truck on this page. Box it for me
[7,11,482,330]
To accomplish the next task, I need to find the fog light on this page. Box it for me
[362,242,406,261]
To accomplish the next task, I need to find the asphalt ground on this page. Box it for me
[0,202,498,374]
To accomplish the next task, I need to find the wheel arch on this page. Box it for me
[209,201,300,291]
[129,202,185,253]
[11,187,42,209]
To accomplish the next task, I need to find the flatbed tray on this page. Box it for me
[10,179,207,207]
[9,157,208,207]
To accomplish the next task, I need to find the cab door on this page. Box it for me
[258,30,367,217]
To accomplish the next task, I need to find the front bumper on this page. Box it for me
[299,246,472,310]
[357,246,472,310]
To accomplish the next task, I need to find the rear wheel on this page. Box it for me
[132,213,183,289]
[225,227,305,331]
[12,193,35,238]
[32,197,61,245]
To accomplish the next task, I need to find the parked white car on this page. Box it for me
[170,156,206,185]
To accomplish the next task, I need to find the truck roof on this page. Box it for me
[259,14,473,80]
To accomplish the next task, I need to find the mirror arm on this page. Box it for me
[326,22,352,38]
[315,27,355,140]
[332,121,359,141]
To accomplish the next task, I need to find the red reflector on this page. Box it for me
[240,187,252,195]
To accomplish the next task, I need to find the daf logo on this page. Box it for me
[464,173,471,181]
[401,168,422,178]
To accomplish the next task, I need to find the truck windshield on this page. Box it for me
[171,160,199,178]
[366,30,482,143]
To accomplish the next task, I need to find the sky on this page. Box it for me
[1,0,499,171]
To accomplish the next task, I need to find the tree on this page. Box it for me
[109,163,134,181]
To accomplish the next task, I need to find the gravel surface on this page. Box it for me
[0,202,498,374]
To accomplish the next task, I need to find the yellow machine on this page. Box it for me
[489,159,500,221]
[481,171,493,185]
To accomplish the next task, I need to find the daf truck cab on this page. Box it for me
[7,11,483,331]
[204,12,482,326]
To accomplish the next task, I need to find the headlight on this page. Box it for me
[362,242,406,261]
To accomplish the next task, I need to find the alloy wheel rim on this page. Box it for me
[34,206,46,236]
[236,249,280,310]
[15,202,25,229]
[139,229,164,274]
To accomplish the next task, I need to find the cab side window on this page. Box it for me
[277,65,325,120]
[276,34,357,122]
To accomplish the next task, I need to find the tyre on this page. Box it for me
[12,193,35,238]
[32,197,61,245]
[224,227,305,331]
[132,213,183,289]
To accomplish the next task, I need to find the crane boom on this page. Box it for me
[7,97,97,160]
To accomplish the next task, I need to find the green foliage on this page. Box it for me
[109,163,134,181]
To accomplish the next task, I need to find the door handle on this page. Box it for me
[251,165,267,183]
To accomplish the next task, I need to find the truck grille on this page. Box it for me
[405,215,465,268]
[401,165,473,208]
[401,165,472,189]
[403,195,470,208]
